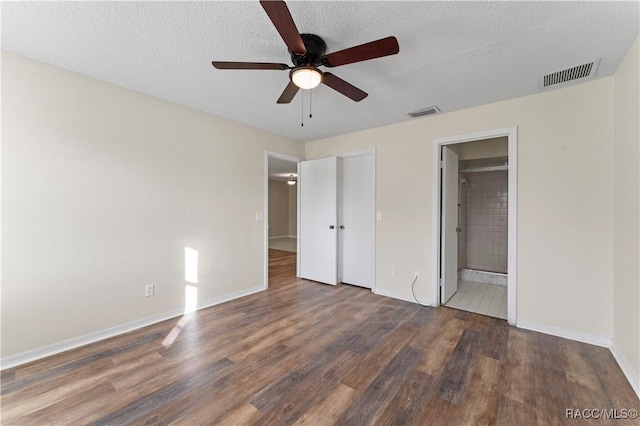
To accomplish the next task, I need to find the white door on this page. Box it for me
[339,155,374,288]
[441,146,459,303]
[299,157,338,285]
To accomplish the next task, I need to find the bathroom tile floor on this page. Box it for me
[445,280,507,320]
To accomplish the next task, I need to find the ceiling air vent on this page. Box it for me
[540,58,600,90]
[408,106,440,118]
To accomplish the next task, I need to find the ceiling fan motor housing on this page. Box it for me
[291,34,327,66]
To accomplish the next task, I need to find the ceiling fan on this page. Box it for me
[212,0,399,104]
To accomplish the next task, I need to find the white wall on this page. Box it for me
[1,52,304,358]
[268,180,289,237]
[288,184,297,237]
[306,75,615,340]
[613,37,640,394]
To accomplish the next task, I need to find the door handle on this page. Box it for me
[329,225,335,229]
[340,225,345,229]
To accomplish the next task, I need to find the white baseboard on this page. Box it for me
[374,288,431,306]
[516,320,612,347]
[610,342,640,399]
[268,235,289,240]
[287,235,297,239]
[0,285,264,370]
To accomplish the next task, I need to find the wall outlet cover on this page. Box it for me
[145,284,154,297]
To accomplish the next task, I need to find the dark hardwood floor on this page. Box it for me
[1,249,638,425]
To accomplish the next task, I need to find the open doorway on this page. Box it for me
[265,152,302,289]
[432,128,517,325]
[447,147,509,319]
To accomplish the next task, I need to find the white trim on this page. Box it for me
[610,342,640,399]
[517,320,612,347]
[265,151,304,289]
[370,150,377,292]
[507,131,518,326]
[335,148,375,159]
[430,139,441,307]
[0,285,264,370]
[374,288,431,306]
[269,235,291,240]
[296,161,301,277]
[431,127,518,325]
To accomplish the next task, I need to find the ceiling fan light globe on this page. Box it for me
[291,67,322,89]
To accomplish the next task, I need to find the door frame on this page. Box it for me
[336,148,376,292]
[264,150,304,289]
[430,127,518,325]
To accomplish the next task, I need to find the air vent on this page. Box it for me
[408,106,440,118]
[540,58,600,89]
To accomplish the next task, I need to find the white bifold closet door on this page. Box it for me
[299,157,338,285]
[299,154,375,288]
[339,155,374,288]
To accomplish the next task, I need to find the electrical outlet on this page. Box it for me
[145,284,154,297]
[392,267,397,277]
[414,272,419,280]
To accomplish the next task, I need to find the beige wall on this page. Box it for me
[613,37,640,391]
[307,75,615,339]
[449,136,508,160]
[268,180,289,237]
[288,185,297,237]
[1,52,304,358]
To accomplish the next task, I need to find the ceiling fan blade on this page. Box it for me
[322,73,368,102]
[212,61,289,70]
[323,36,399,67]
[277,81,300,104]
[260,0,306,55]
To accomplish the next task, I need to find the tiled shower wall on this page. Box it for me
[459,170,508,273]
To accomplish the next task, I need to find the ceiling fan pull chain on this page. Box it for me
[301,89,304,127]
[309,89,313,119]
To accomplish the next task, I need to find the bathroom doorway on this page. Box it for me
[449,153,509,319]
[432,128,517,325]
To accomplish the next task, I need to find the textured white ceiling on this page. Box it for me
[2,1,638,142]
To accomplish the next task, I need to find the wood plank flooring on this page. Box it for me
[1,249,638,425]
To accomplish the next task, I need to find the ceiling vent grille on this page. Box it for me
[540,58,600,89]
[408,106,440,118]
